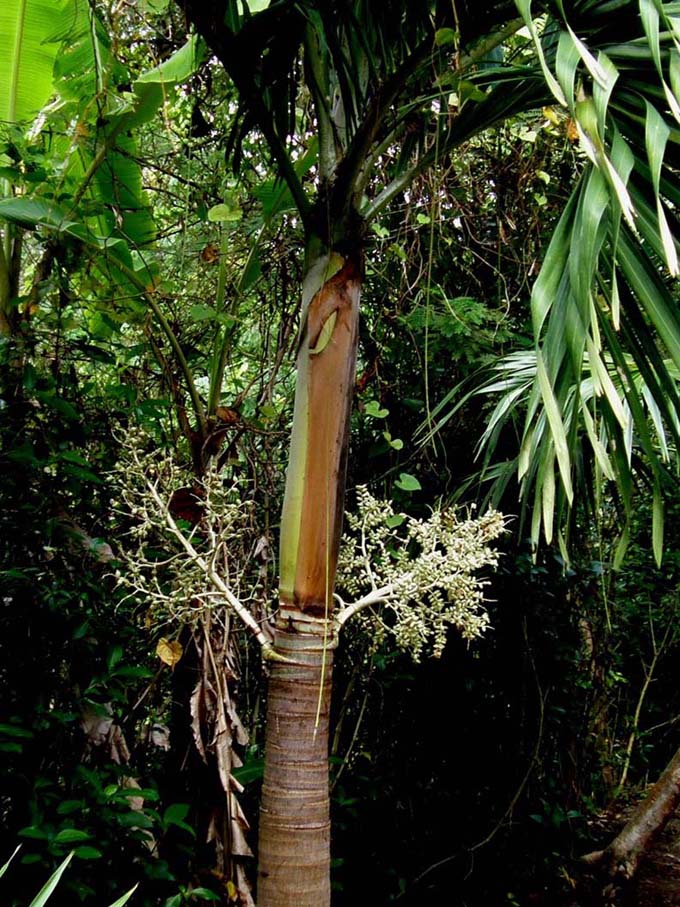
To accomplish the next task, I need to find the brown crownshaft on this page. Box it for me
[292,258,361,615]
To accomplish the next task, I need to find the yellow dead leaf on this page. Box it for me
[542,106,560,125]
[226,880,237,899]
[156,637,183,667]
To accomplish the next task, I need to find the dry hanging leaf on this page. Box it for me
[234,864,255,907]
[121,776,145,812]
[108,723,131,764]
[229,798,253,857]
[156,637,183,667]
[190,678,208,763]
[227,703,249,747]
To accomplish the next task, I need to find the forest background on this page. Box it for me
[1,1,680,906]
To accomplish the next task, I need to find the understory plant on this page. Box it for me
[0,850,136,907]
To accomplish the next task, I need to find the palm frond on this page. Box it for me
[180,0,520,228]
[425,0,680,563]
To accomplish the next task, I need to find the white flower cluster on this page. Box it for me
[336,486,505,661]
[111,430,259,630]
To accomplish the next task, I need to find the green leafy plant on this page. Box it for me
[1,850,136,907]
[162,885,220,907]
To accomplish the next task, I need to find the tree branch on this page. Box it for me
[113,256,208,437]
[582,745,680,886]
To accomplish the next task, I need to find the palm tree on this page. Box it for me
[174,2,534,902]
[173,1,680,903]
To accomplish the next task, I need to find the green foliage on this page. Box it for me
[402,292,512,368]
[433,0,680,561]
[1,850,136,907]
[0,0,72,125]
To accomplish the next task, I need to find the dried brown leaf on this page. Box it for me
[190,679,208,763]
[108,724,130,765]
[121,776,145,812]
[234,864,255,906]
[226,704,249,747]
[80,703,114,745]
[156,637,183,667]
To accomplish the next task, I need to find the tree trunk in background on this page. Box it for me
[257,249,361,906]
[582,746,680,897]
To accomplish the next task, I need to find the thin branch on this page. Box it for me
[207,222,265,416]
[360,517,377,592]
[144,291,208,436]
[0,237,12,334]
[71,127,124,210]
[207,230,234,417]
[330,675,371,793]
[617,608,677,791]
[91,248,207,435]
[470,617,547,851]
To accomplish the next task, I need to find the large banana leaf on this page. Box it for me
[0,0,73,125]
[3,7,204,253]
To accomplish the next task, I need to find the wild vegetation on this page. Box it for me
[1,1,680,906]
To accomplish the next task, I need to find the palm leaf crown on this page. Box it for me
[179,0,520,236]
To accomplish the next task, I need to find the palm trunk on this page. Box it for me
[257,246,362,906]
[257,621,335,906]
